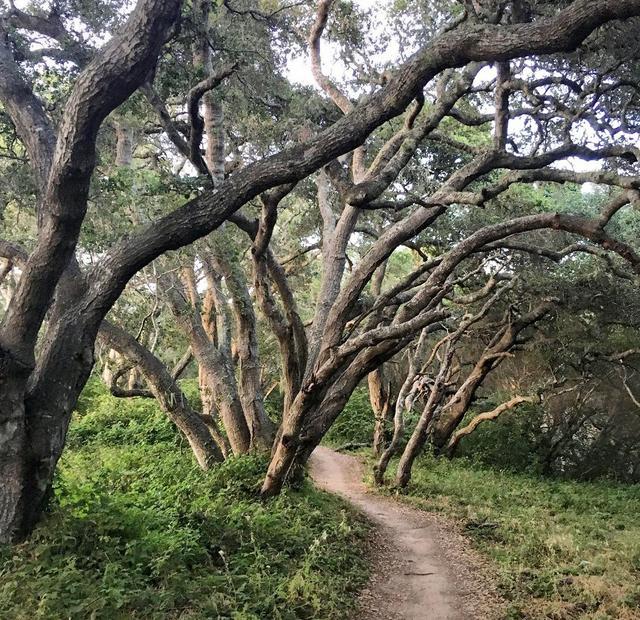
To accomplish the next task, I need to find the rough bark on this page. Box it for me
[206,248,276,450]
[369,368,393,457]
[164,272,252,456]
[114,121,135,167]
[2,0,639,540]
[0,0,183,543]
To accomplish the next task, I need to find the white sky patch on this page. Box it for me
[286,0,391,87]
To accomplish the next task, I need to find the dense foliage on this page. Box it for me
[0,384,368,619]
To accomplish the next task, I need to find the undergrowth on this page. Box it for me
[323,387,375,447]
[0,382,369,619]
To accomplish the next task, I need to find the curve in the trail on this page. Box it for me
[309,446,498,620]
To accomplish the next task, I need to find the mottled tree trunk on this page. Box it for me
[208,249,275,451]
[369,368,392,457]
[163,269,252,456]
[374,328,431,485]
[0,370,28,543]
[395,343,455,488]
[114,120,134,167]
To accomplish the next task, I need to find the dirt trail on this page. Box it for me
[309,446,503,620]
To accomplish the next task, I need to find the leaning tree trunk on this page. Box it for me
[0,0,183,542]
[374,327,431,484]
[374,373,413,485]
[429,301,554,451]
[395,342,455,488]
[99,321,224,467]
[444,395,536,457]
[164,270,252,456]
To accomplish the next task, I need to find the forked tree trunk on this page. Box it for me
[2,0,636,542]
[374,328,431,485]
[260,393,315,497]
[208,249,276,451]
[374,376,412,485]
[164,270,252,455]
[0,0,183,542]
[395,342,455,488]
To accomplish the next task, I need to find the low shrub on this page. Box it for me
[0,384,369,619]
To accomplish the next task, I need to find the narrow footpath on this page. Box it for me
[309,446,504,620]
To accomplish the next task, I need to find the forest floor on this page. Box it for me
[309,446,505,620]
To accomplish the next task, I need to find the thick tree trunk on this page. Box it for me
[0,369,28,543]
[196,350,251,455]
[261,434,303,497]
[0,0,184,543]
[262,339,408,496]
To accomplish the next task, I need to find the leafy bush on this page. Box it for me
[323,387,375,446]
[0,384,368,619]
[454,400,545,473]
[67,379,178,449]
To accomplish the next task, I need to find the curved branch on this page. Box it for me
[99,320,224,467]
[446,395,538,455]
[79,0,640,339]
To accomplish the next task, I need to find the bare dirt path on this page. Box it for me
[309,446,504,620]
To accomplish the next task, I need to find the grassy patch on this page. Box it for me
[382,455,640,619]
[0,386,369,619]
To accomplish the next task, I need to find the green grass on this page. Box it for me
[0,384,369,619]
[382,455,640,620]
